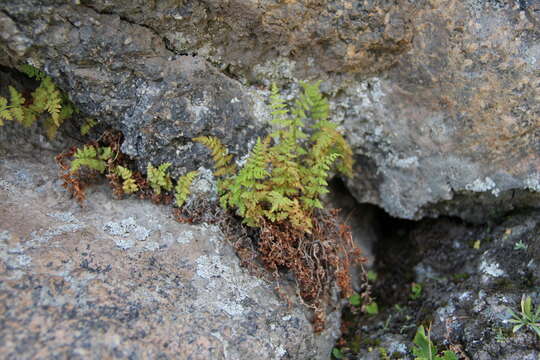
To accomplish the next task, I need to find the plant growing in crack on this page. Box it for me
[507,295,540,339]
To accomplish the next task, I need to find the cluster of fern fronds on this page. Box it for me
[195,82,361,330]
[195,81,353,233]
[0,65,76,139]
[56,130,198,207]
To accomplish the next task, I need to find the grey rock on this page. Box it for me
[0,0,538,222]
[0,142,341,359]
[414,212,540,359]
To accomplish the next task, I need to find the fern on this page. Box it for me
[0,65,76,139]
[174,170,199,207]
[81,118,98,135]
[225,137,271,226]
[115,165,139,194]
[20,64,47,80]
[147,162,173,195]
[70,145,112,173]
[193,136,236,177]
[197,82,353,233]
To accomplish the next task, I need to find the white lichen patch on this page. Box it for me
[0,230,11,241]
[30,223,85,244]
[253,57,297,83]
[177,230,193,244]
[195,254,266,317]
[525,174,540,192]
[48,211,78,223]
[187,166,217,202]
[387,154,419,169]
[465,177,500,196]
[104,217,151,249]
[143,241,160,251]
[275,345,287,359]
[104,217,150,241]
[479,259,505,277]
[114,238,135,250]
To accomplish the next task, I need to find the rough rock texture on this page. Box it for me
[352,211,540,359]
[0,136,341,359]
[337,0,540,221]
[0,0,268,179]
[0,1,538,221]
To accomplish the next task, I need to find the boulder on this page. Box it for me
[0,138,341,359]
[0,1,538,220]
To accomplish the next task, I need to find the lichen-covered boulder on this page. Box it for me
[0,143,340,359]
[0,0,538,221]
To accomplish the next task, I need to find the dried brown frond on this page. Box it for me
[254,209,364,330]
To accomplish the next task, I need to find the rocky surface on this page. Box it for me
[1,0,538,222]
[0,137,341,359]
[345,211,540,359]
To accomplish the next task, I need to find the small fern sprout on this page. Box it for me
[0,86,26,126]
[193,136,236,177]
[80,118,98,135]
[115,165,139,194]
[147,162,173,195]
[174,171,199,208]
[20,64,47,80]
[1,65,77,139]
[70,145,112,173]
[224,137,271,226]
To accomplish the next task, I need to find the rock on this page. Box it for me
[415,211,540,359]
[0,143,341,359]
[337,0,540,222]
[0,0,268,179]
[345,211,540,359]
[0,0,538,221]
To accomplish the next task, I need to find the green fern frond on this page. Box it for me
[147,162,173,195]
[115,165,139,194]
[174,170,199,207]
[81,118,98,135]
[196,81,354,233]
[298,81,329,122]
[70,145,111,173]
[193,136,237,178]
[0,97,12,125]
[20,64,47,80]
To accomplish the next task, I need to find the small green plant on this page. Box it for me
[367,270,378,282]
[1,64,76,138]
[147,162,173,195]
[60,133,197,204]
[494,327,508,343]
[80,118,98,135]
[194,82,359,331]
[365,301,379,315]
[507,295,540,338]
[513,240,528,251]
[174,170,199,207]
[349,292,362,306]
[332,347,344,359]
[412,325,458,360]
[194,82,353,232]
[378,347,391,360]
[410,282,423,300]
[115,165,139,194]
[70,145,113,173]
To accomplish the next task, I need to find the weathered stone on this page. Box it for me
[0,0,538,221]
[353,211,540,359]
[336,0,540,221]
[0,0,268,179]
[0,142,341,359]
